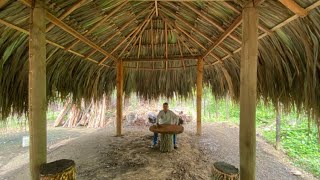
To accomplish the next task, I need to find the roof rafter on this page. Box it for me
[179,1,242,44]
[221,0,320,62]
[19,0,118,61]
[84,4,153,60]
[159,4,232,58]
[65,1,128,51]
[46,0,87,32]
[222,1,272,34]
[202,15,242,58]
[98,10,154,65]
[122,10,155,59]
[0,18,110,67]
[0,0,10,8]
[278,0,307,17]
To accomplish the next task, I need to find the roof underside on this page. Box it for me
[0,0,320,121]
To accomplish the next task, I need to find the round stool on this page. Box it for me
[40,159,76,180]
[212,161,239,180]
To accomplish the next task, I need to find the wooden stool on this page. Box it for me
[40,159,76,180]
[212,162,239,180]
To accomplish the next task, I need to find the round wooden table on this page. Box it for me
[149,124,184,152]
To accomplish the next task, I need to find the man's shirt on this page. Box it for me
[156,110,179,125]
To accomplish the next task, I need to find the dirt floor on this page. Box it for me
[0,122,317,180]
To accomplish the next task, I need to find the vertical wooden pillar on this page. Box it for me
[29,0,47,179]
[196,57,204,135]
[239,2,258,180]
[116,60,123,136]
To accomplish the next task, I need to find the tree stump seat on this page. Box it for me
[149,124,184,153]
[212,162,239,180]
[40,159,76,180]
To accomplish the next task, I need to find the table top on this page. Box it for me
[149,124,184,134]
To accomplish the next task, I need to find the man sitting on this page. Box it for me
[151,102,179,149]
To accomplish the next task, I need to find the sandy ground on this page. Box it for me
[0,123,317,180]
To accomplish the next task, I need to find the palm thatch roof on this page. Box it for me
[0,0,319,122]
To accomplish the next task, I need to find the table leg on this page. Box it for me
[160,133,174,152]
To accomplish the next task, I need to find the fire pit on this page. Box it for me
[149,124,184,152]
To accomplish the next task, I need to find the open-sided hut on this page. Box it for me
[0,0,319,179]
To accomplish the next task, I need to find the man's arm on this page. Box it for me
[156,111,162,125]
[171,111,179,125]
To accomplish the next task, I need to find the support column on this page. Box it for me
[196,57,204,135]
[29,0,47,179]
[116,60,123,136]
[239,2,258,180]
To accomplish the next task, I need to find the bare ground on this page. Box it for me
[0,123,317,180]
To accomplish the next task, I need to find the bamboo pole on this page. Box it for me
[239,3,258,180]
[196,57,204,135]
[29,0,47,179]
[116,60,124,136]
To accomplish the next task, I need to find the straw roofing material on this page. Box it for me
[0,0,319,121]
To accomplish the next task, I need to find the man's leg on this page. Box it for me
[153,133,158,145]
[173,134,177,148]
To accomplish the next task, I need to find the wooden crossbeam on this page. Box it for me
[19,0,118,61]
[46,0,87,32]
[202,15,242,58]
[123,56,198,62]
[180,1,242,44]
[278,0,307,16]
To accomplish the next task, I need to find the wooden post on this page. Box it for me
[239,3,258,180]
[29,0,47,179]
[275,104,281,150]
[116,60,123,136]
[196,57,204,135]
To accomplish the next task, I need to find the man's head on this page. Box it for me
[163,102,169,112]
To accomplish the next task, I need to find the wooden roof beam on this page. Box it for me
[155,0,159,16]
[46,0,87,32]
[0,0,10,8]
[65,1,128,51]
[19,0,118,61]
[121,10,155,58]
[84,5,152,59]
[166,17,223,63]
[278,0,308,17]
[162,17,196,56]
[123,56,199,62]
[98,11,154,65]
[223,1,272,35]
[159,5,232,57]
[220,0,320,61]
[0,18,110,67]
[202,15,242,58]
[180,1,242,44]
